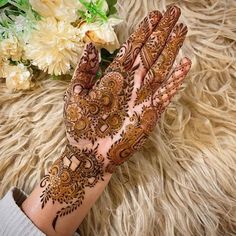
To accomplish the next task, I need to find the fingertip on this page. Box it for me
[172,23,188,38]
[148,10,162,20]
[166,4,181,17]
[139,10,162,29]
[181,57,192,71]
[86,42,94,48]
[84,42,97,53]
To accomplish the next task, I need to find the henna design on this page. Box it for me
[64,43,99,102]
[106,11,162,74]
[39,6,191,231]
[139,5,181,71]
[106,106,158,173]
[153,57,191,108]
[64,71,132,142]
[40,144,104,229]
[135,22,188,105]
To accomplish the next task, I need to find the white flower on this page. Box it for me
[25,17,84,75]
[29,0,82,23]
[78,18,122,53]
[0,36,23,61]
[5,64,33,91]
[0,56,9,78]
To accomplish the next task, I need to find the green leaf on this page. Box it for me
[78,0,108,23]
[51,75,61,80]
[8,0,31,12]
[0,0,8,8]
[107,0,117,15]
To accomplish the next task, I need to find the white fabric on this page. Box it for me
[0,187,80,236]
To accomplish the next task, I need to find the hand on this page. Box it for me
[39,5,191,229]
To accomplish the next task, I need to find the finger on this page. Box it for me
[70,43,99,96]
[153,57,191,112]
[147,23,188,88]
[133,5,181,75]
[135,23,188,105]
[105,10,162,73]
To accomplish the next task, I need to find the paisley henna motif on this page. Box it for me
[39,6,191,231]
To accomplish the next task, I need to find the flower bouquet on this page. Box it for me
[0,0,122,91]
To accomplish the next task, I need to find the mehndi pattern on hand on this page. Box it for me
[39,5,191,230]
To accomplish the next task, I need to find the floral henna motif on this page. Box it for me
[39,5,191,232]
[106,106,158,173]
[40,144,104,229]
[64,71,133,142]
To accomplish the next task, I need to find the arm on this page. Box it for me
[21,154,112,236]
[21,5,191,236]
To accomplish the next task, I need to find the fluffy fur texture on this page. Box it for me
[1,0,236,235]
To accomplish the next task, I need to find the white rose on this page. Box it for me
[0,36,23,61]
[5,64,33,92]
[78,18,123,53]
[29,0,81,23]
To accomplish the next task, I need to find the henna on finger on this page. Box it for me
[135,23,188,105]
[137,5,181,72]
[153,57,191,111]
[65,43,99,100]
[106,11,162,73]
[127,6,182,107]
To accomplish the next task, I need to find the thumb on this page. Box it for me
[71,43,99,94]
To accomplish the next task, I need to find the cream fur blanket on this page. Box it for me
[1,0,236,235]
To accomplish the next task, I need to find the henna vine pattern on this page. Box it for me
[40,5,192,230]
[40,144,104,229]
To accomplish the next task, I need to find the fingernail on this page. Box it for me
[182,57,192,66]
[168,5,181,15]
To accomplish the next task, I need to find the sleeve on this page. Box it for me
[0,187,80,236]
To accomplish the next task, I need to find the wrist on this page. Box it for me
[21,145,112,236]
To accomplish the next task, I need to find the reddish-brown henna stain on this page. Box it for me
[39,5,191,230]
[40,145,104,229]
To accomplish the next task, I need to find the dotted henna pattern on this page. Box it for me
[39,5,192,231]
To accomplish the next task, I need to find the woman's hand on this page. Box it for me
[23,5,191,234]
[64,5,191,171]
